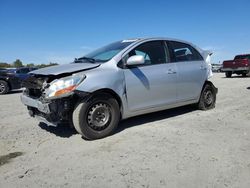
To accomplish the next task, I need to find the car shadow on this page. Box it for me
[38,123,77,138]
[37,105,196,138]
[116,104,196,134]
[247,87,250,90]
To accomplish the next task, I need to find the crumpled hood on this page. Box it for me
[30,63,100,76]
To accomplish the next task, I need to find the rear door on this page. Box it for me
[168,41,206,101]
[6,69,21,89]
[123,40,177,111]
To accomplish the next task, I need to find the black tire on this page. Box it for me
[0,80,10,94]
[225,72,232,78]
[73,93,120,140]
[198,84,216,110]
[242,73,247,77]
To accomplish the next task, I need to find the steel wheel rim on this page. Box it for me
[204,90,213,105]
[0,83,5,93]
[87,103,111,131]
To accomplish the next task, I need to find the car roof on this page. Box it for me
[128,37,195,45]
[120,37,204,55]
[1,68,16,69]
[127,37,203,52]
[0,68,16,71]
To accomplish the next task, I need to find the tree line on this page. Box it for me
[0,59,58,69]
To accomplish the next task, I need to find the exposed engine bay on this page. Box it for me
[21,72,89,126]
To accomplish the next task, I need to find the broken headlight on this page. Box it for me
[45,74,86,99]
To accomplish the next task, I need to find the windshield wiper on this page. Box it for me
[75,57,96,63]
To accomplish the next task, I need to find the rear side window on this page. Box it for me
[127,41,169,65]
[169,41,203,62]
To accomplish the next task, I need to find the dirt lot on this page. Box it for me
[0,73,250,188]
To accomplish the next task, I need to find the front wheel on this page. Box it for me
[242,73,247,77]
[198,84,216,110]
[0,80,10,94]
[73,93,120,140]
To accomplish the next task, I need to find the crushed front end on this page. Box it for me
[21,74,88,126]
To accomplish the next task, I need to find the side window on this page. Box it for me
[169,41,203,62]
[134,50,151,64]
[17,68,30,74]
[127,41,169,65]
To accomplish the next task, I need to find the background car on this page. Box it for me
[0,67,36,94]
[211,64,222,72]
[222,54,250,77]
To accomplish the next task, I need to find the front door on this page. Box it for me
[123,41,177,111]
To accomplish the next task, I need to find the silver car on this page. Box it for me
[21,38,218,140]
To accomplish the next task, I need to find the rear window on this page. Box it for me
[16,68,30,74]
[235,55,250,60]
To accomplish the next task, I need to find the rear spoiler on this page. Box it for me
[201,50,213,79]
[202,50,213,63]
[194,45,213,63]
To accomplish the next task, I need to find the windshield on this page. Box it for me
[76,40,136,63]
[235,55,250,60]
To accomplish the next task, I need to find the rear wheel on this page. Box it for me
[242,73,247,77]
[198,84,216,110]
[225,72,232,78]
[0,80,10,94]
[73,93,120,140]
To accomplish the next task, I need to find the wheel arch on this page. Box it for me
[88,88,123,117]
[0,79,11,90]
[204,80,216,89]
[201,80,218,96]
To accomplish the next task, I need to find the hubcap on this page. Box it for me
[204,90,213,105]
[87,103,111,131]
[0,83,5,93]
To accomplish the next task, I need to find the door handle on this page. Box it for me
[167,69,176,74]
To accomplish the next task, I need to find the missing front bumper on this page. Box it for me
[20,94,50,114]
[20,91,89,126]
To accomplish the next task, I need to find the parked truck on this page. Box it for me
[222,54,250,77]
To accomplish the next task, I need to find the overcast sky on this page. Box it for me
[0,0,249,64]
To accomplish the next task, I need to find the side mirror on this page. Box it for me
[126,55,145,66]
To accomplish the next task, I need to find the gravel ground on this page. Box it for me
[0,73,250,188]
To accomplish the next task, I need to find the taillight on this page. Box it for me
[242,59,249,66]
[242,59,248,66]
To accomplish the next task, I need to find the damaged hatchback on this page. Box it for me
[21,38,218,140]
